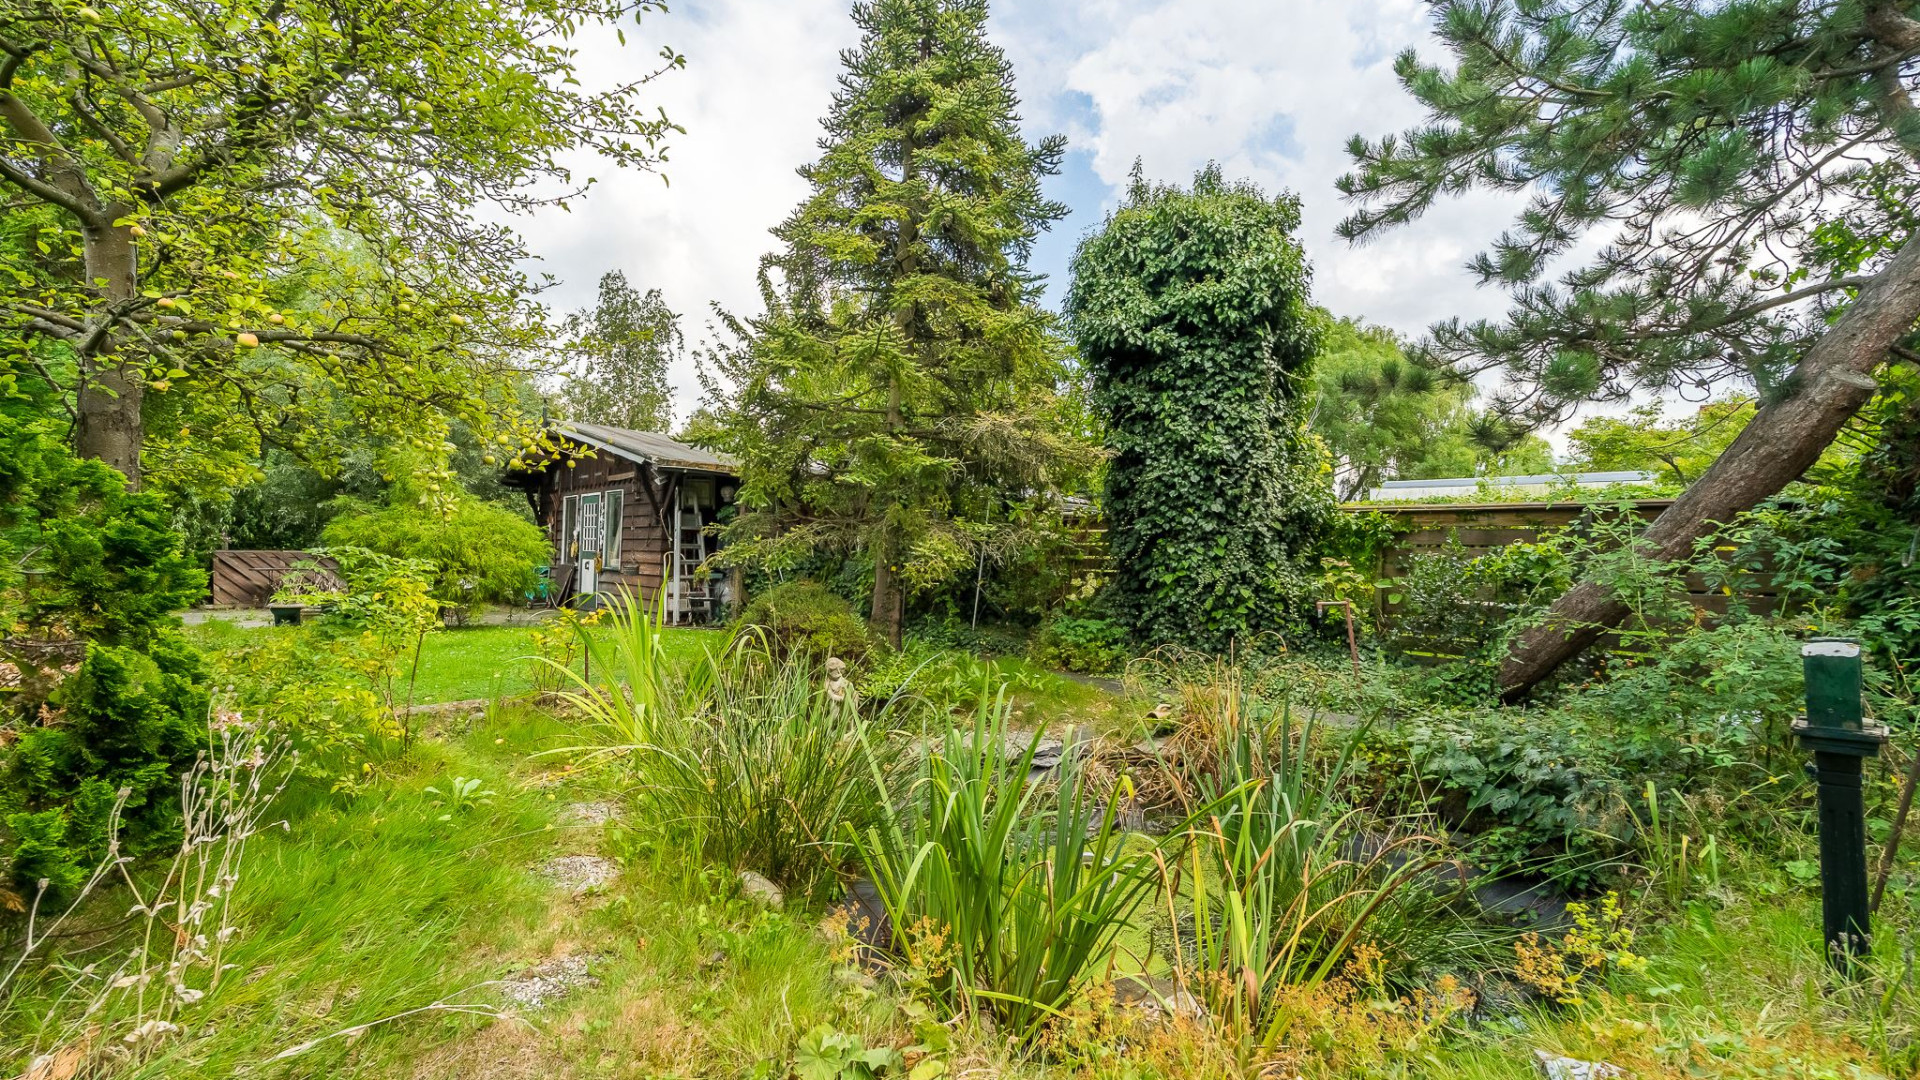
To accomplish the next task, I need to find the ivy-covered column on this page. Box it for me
[1066,166,1331,652]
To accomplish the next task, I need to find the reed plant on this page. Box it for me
[851,692,1170,1038]
[1157,682,1490,1066]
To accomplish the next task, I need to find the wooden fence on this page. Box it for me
[1351,499,1785,653]
[209,550,338,608]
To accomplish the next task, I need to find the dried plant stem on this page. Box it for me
[269,986,512,1061]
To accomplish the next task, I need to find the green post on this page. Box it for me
[1794,638,1886,972]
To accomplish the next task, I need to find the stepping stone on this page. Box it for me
[500,953,605,1010]
[538,854,617,893]
[558,801,618,827]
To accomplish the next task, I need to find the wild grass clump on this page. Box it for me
[2,719,293,1075]
[1142,668,1502,1068]
[549,593,915,903]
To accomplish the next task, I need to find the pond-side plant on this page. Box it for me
[1157,683,1491,1066]
[851,693,1172,1038]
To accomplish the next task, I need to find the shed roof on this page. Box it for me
[553,422,736,473]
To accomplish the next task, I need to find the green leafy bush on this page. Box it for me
[1374,709,1636,885]
[1026,614,1130,674]
[319,489,547,616]
[263,547,444,759]
[0,409,208,895]
[738,580,877,663]
[859,640,1048,713]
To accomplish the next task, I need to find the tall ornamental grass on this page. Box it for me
[546,593,914,903]
[1162,688,1494,1063]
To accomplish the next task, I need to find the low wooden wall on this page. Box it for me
[209,550,338,608]
[1350,499,1785,656]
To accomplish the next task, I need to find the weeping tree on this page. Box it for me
[696,0,1091,647]
[1340,0,1920,696]
[1067,166,1332,652]
[559,271,679,432]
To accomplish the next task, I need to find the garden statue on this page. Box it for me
[824,657,858,717]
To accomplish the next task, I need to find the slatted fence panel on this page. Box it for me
[209,551,338,608]
[1350,499,1787,656]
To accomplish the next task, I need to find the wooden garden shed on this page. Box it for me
[505,422,739,622]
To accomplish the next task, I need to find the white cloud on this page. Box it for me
[513,0,850,414]
[1053,0,1522,335]
[514,0,1549,427]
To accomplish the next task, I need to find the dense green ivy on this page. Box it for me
[1066,167,1332,651]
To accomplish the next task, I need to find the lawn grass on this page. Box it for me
[18,626,1913,1079]
[184,616,731,704]
[0,705,875,1079]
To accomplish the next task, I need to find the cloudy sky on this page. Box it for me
[518,0,1537,421]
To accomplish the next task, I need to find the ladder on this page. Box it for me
[672,485,711,624]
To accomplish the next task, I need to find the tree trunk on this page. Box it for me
[869,532,905,649]
[74,213,144,487]
[1499,229,1920,699]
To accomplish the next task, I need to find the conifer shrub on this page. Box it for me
[1,410,207,896]
[738,580,877,663]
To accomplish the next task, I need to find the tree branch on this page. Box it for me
[0,91,104,223]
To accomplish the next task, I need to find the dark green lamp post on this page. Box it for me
[1793,637,1888,971]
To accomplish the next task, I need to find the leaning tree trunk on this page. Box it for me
[1499,229,1920,700]
[74,210,145,488]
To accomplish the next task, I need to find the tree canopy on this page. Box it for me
[1068,166,1331,652]
[693,0,1091,645]
[1311,315,1553,500]
[1564,399,1758,488]
[0,0,683,489]
[558,272,679,433]
[1340,0,1920,423]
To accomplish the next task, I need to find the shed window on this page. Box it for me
[602,489,624,566]
[559,495,577,560]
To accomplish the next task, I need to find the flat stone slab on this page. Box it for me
[539,854,617,893]
[558,801,618,827]
[500,953,605,1010]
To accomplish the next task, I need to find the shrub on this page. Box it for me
[0,408,208,896]
[858,639,1048,713]
[1376,708,1636,885]
[319,488,548,616]
[1026,614,1131,674]
[1068,165,1333,652]
[269,547,443,753]
[738,580,877,663]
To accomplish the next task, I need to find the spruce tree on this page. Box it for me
[698,0,1087,645]
[1341,0,1920,694]
[1067,167,1331,653]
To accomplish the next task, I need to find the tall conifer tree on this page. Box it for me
[698,0,1086,645]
